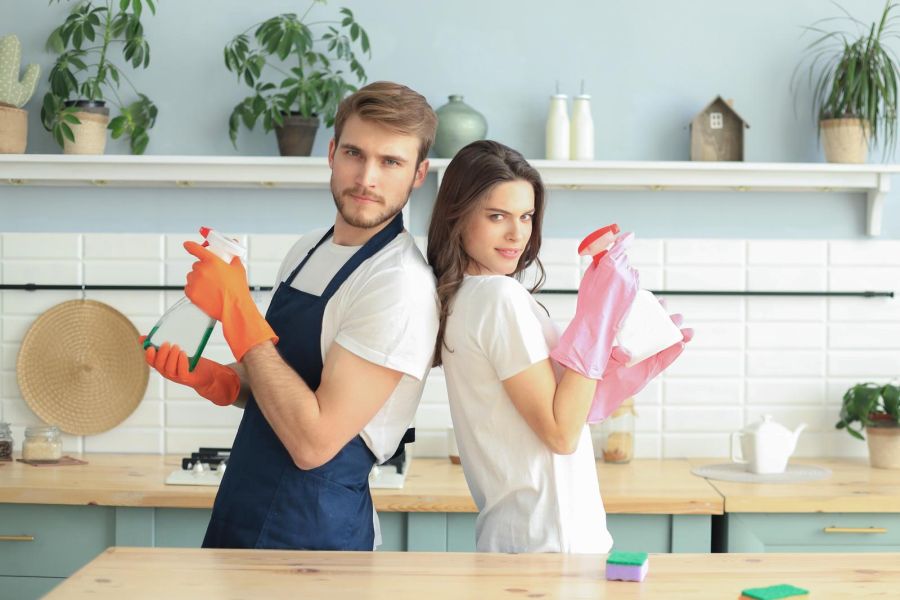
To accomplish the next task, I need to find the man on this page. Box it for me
[142,81,439,550]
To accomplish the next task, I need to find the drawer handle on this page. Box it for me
[824,527,887,534]
[0,535,35,542]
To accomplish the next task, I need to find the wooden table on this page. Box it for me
[46,547,900,599]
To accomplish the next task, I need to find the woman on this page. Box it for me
[427,140,688,553]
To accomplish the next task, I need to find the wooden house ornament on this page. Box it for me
[690,96,749,161]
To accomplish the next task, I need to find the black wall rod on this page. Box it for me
[0,284,892,298]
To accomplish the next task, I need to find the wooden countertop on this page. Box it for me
[0,454,722,514]
[689,457,900,513]
[47,547,900,599]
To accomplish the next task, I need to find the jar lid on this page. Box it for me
[609,397,637,418]
[25,425,60,438]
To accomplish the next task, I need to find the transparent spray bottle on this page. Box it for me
[143,227,246,371]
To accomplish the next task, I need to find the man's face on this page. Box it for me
[328,115,427,231]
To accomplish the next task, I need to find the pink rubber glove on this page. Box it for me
[587,313,694,424]
[550,233,639,379]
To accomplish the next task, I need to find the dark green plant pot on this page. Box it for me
[275,113,319,156]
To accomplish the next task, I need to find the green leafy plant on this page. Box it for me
[792,0,900,157]
[836,382,900,440]
[41,0,159,154]
[224,0,370,147]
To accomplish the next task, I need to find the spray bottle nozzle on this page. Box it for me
[578,223,620,266]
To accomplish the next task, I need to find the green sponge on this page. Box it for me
[740,583,809,599]
[606,551,648,566]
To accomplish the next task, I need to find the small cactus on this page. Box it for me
[0,35,40,108]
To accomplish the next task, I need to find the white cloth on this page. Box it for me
[441,275,613,554]
[274,226,439,549]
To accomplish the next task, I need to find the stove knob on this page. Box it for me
[217,460,227,475]
[192,461,205,474]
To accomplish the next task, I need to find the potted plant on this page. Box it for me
[793,0,900,163]
[0,34,40,154]
[41,0,158,155]
[224,1,371,156]
[835,382,900,469]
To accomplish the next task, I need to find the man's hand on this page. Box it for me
[183,241,278,361]
[141,337,241,406]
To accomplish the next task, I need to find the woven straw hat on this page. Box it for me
[16,299,149,435]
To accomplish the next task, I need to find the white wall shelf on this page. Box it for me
[1,155,896,235]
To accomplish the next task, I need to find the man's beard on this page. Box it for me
[331,182,413,229]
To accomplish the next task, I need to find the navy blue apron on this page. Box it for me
[203,214,405,550]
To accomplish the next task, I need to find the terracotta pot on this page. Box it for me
[0,103,28,153]
[865,425,900,469]
[820,118,870,164]
[63,100,110,155]
[275,113,319,156]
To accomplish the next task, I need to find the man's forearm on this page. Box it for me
[240,342,323,467]
[226,362,251,409]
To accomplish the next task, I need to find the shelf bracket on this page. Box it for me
[867,173,890,236]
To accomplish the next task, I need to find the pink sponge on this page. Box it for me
[605,551,648,582]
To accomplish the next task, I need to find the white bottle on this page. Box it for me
[570,94,595,160]
[144,227,247,372]
[545,94,570,160]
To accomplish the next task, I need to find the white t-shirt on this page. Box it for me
[273,226,439,464]
[441,275,613,554]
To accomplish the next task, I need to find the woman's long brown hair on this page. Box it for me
[427,140,546,367]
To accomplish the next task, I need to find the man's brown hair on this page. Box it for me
[333,81,437,164]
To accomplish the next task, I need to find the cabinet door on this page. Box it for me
[727,513,900,552]
[0,575,64,600]
[0,505,114,577]
[154,509,213,547]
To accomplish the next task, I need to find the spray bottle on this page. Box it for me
[578,224,684,367]
[143,227,246,371]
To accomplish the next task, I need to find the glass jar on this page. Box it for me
[22,425,62,463]
[0,422,12,461]
[598,398,636,464]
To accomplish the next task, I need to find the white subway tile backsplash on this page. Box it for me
[664,379,742,405]
[2,260,80,285]
[85,261,163,286]
[166,401,243,428]
[663,434,730,458]
[747,351,824,377]
[747,298,826,322]
[84,234,163,259]
[748,241,826,266]
[829,297,900,321]
[829,267,900,291]
[664,407,743,433]
[0,232,895,460]
[665,267,745,291]
[665,240,745,265]
[828,323,900,349]
[2,233,80,259]
[828,351,900,377]
[746,379,825,405]
[747,323,824,349]
[664,350,744,377]
[747,267,827,291]
[830,240,900,266]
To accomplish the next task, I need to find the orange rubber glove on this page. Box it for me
[183,240,278,361]
[140,337,241,406]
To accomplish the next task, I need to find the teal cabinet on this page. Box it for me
[726,513,900,552]
[0,576,63,600]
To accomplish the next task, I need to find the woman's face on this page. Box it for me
[461,179,535,276]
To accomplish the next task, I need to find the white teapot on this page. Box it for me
[730,415,806,474]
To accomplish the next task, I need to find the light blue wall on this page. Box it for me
[1,0,897,238]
